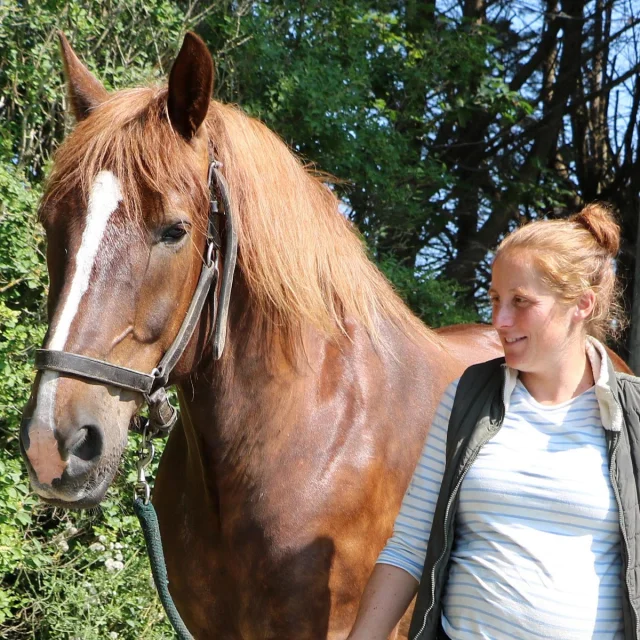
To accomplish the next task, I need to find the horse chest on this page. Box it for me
[153,424,361,639]
[159,500,355,638]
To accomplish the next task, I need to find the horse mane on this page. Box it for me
[42,86,437,354]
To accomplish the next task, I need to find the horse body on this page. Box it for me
[154,294,473,638]
[20,33,514,639]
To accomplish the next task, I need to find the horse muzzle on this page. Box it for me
[19,373,134,508]
[19,413,116,507]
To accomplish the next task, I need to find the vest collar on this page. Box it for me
[500,336,622,431]
[587,336,623,431]
[500,363,518,413]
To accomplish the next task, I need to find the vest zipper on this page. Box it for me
[411,418,503,640]
[609,430,639,638]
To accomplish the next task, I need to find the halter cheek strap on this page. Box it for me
[33,159,237,436]
[209,163,237,359]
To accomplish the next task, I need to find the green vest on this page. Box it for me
[407,357,640,640]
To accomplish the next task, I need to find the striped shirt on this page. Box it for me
[377,377,624,639]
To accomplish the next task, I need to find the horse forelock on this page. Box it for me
[41,86,436,358]
[41,87,209,234]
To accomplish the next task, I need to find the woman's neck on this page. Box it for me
[519,339,595,405]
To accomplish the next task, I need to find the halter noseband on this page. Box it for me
[34,160,238,435]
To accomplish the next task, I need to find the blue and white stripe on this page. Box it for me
[378,377,623,639]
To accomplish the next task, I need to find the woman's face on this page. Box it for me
[489,251,584,373]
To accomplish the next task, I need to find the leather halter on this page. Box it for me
[34,160,238,435]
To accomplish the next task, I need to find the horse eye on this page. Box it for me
[161,223,188,243]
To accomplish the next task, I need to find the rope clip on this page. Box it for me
[134,426,155,504]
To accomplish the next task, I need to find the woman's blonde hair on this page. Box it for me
[495,203,625,341]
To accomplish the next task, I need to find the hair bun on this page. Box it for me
[570,203,620,257]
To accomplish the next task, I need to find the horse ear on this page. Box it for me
[58,32,109,122]
[167,32,214,141]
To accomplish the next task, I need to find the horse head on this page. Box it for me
[20,32,218,507]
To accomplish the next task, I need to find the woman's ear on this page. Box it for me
[574,289,596,323]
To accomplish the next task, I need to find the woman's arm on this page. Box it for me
[347,564,418,640]
[348,378,460,638]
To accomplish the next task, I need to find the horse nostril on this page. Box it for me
[68,425,104,462]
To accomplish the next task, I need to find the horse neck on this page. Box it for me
[177,275,308,481]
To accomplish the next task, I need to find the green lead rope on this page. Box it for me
[133,497,194,640]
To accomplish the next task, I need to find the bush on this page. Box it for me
[379,255,479,328]
[0,161,172,639]
[0,440,173,639]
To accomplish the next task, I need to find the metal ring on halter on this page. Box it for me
[206,242,215,267]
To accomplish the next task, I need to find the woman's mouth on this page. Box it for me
[504,336,526,344]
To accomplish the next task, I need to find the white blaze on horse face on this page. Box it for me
[49,170,123,350]
[30,172,122,481]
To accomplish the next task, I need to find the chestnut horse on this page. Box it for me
[17,33,626,639]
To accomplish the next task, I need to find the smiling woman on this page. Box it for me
[489,205,624,403]
[495,205,622,339]
[348,204,640,640]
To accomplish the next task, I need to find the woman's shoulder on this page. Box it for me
[613,372,640,417]
[457,357,506,392]
[614,371,640,389]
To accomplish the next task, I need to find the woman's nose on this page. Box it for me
[492,303,514,328]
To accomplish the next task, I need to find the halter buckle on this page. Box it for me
[145,386,178,435]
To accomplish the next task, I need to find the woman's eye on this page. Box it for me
[161,224,188,243]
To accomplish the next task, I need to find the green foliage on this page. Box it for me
[202,1,533,252]
[0,162,47,431]
[380,256,478,327]
[0,1,191,637]
[0,0,201,177]
[0,436,172,639]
